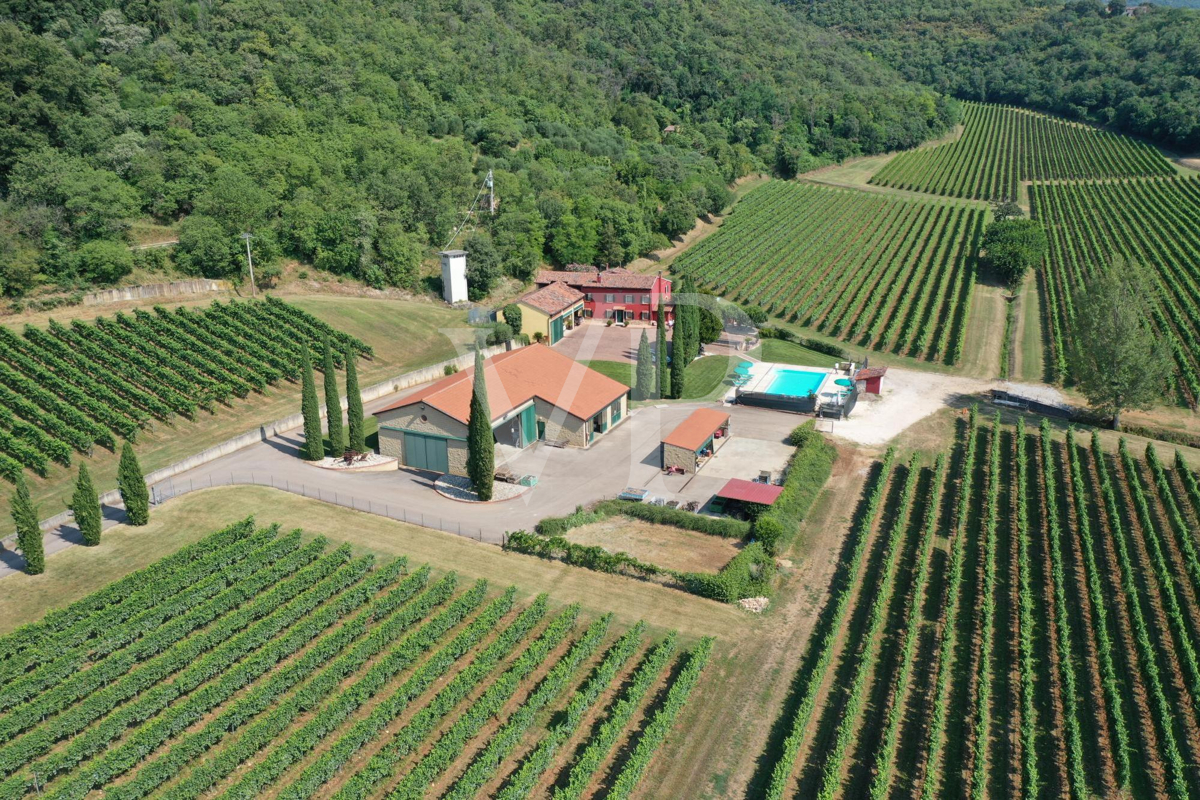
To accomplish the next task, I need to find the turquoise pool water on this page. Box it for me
[766,368,827,397]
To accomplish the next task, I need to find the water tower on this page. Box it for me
[439,250,468,305]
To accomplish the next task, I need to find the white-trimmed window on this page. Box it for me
[625,294,634,304]
[642,294,650,304]
[604,309,615,319]
[605,293,615,303]
[641,311,651,320]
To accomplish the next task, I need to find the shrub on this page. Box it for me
[744,305,768,324]
[753,421,837,554]
[502,303,522,332]
[592,500,750,538]
[678,542,775,602]
[444,364,459,376]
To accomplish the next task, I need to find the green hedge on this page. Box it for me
[593,500,750,538]
[753,421,838,554]
[504,532,665,580]
[503,532,774,603]
[677,543,775,603]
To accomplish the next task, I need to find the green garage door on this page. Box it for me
[550,315,565,344]
[403,431,450,473]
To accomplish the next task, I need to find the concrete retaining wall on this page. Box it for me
[83,279,231,306]
[8,342,516,539]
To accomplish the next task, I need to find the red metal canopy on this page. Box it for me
[716,478,783,506]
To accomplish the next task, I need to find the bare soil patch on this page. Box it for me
[566,517,741,574]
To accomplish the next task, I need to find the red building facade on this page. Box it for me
[534,268,673,324]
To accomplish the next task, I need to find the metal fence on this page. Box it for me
[150,472,500,545]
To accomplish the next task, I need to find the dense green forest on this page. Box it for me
[797,0,1200,151]
[0,0,956,298]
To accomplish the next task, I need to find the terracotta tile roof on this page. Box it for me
[534,267,663,291]
[518,282,585,316]
[716,478,783,506]
[854,367,888,381]
[373,345,628,425]
[662,408,730,452]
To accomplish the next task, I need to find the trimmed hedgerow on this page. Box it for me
[753,421,837,554]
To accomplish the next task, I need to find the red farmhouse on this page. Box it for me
[534,267,672,325]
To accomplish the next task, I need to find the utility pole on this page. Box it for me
[486,169,494,215]
[239,232,256,296]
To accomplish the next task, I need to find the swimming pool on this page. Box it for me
[766,368,827,397]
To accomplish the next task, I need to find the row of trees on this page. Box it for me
[8,443,149,575]
[298,338,365,462]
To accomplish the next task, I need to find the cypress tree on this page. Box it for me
[71,463,102,546]
[322,337,344,455]
[345,344,366,454]
[299,346,324,461]
[678,275,699,366]
[656,302,669,399]
[466,349,494,500]
[635,329,653,401]
[117,441,150,526]
[10,473,43,575]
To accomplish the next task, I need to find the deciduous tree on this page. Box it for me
[981,218,1048,290]
[1070,260,1173,428]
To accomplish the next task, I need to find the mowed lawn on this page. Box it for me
[10,296,468,519]
[755,339,840,369]
[583,354,732,400]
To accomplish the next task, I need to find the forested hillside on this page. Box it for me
[795,0,1200,151]
[0,0,955,297]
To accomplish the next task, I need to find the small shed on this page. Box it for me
[661,408,731,474]
[711,478,783,516]
[854,366,888,395]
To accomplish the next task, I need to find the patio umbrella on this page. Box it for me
[738,361,754,369]
[734,366,750,375]
[834,378,854,388]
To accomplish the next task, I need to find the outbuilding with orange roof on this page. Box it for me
[373,345,630,475]
[660,407,731,474]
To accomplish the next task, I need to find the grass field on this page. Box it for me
[673,180,983,366]
[0,503,714,800]
[754,339,841,369]
[757,410,1200,798]
[3,296,467,520]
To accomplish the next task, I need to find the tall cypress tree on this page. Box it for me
[71,463,102,546]
[10,474,43,575]
[299,346,324,461]
[670,280,689,399]
[322,337,344,455]
[345,344,366,454]
[678,275,699,366]
[465,349,494,500]
[656,302,668,399]
[117,441,150,526]
[635,329,653,401]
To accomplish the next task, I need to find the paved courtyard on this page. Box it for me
[150,399,799,544]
